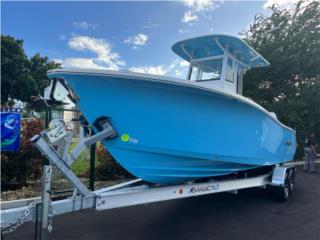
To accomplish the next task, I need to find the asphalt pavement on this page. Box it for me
[4,165,320,240]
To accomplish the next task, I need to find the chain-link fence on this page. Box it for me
[1,108,89,199]
[47,108,92,196]
[1,107,132,201]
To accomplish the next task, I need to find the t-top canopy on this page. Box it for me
[172,34,270,69]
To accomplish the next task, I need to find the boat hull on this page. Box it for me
[48,71,296,184]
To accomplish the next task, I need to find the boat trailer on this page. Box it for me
[1,120,296,239]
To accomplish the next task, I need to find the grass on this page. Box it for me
[69,142,90,176]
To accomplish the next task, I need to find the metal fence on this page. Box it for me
[1,107,132,201]
[1,108,94,200]
[46,108,94,195]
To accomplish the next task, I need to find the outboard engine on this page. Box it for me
[30,78,77,110]
[45,78,78,104]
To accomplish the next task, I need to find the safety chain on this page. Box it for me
[1,201,37,234]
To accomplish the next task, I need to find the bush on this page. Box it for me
[94,143,132,180]
[1,118,44,190]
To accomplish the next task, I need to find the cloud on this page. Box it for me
[182,11,199,23]
[58,34,67,41]
[181,0,221,25]
[182,0,215,12]
[142,21,160,29]
[179,60,189,67]
[178,28,190,34]
[124,34,149,48]
[129,59,190,78]
[263,0,300,9]
[52,58,63,64]
[129,66,167,75]
[170,59,189,77]
[168,59,189,78]
[61,58,108,69]
[72,21,99,30]
[60,36,125,70]
[58,36,189,78]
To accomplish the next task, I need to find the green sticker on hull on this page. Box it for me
[121,133,130,142]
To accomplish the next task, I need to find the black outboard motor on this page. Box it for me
[30,78,77,111]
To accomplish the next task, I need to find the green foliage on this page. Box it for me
[1,119,44,190]
[1,35,30,104]
[241,1,320,157]
[94,143,132,180]
[1,35,60,105]
[29,54,60,99]
[69,142,90,176]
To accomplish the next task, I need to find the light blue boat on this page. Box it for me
[47,35,296,184]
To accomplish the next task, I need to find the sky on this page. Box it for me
[1,0,299,78]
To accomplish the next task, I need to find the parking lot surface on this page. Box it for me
[5,165,320,240]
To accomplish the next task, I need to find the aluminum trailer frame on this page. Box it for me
[0,120,296,239]
[1,173,270,221]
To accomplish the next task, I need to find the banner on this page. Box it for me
[1,108,21,151]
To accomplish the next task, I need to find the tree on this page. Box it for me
[29,53,61,98]
[1,35,30,104]
[1,35,60,105]
[241,1,320,158]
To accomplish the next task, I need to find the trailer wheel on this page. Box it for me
[288,168,295,194]
[273,172,290,202]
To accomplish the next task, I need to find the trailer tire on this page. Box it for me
[273,171,290,202]
[288,168,295,194]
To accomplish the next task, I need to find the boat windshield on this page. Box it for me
[190,58,223,81]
